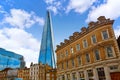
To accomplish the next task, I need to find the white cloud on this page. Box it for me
[2,9,44,29]
[45,0,54,4]
[45,0,63,14]
[66,0,96,14]
[0,28,40,67]
[86,0,120,22]
[114,26,120,38]
[0,5,7,14]
[47,6,58,14]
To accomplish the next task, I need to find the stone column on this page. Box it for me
[60,75,62,80]
[93,68,99,80]
[84,70,89,80]
[76,71,79,80]
[70,72,73,80]
[65,74,67,80]
[104,66,111,80]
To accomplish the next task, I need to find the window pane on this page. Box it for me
[83,40,88,48]
[87,69,93,79]
[79,71,85,79]
[86,53,90,63]
[71,47,74,54]
[106,46,113,57]
[66,61,68,68]
[76,44,80,51]
[102,30,108,40]
[78,56,81,65]
[66,50,68,56]
[94,50,100,60]
[97,67,106,80]
[72,59,74,67]
[92,35,97,43]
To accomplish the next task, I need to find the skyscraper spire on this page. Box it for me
[38,11,55,68]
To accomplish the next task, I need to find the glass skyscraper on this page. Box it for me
[0,48,25,70]
[38,11,56,68]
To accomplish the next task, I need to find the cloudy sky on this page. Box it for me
[0,0,120,67]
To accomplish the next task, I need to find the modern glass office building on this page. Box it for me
[38,11,56,68]
[0,48,25,70]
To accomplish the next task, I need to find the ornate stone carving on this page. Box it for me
[97,16,106,21]
[60,42,64,46]
[73,32,79,38]
[81,27,87,32]
[69,36,74,41]
[64,39,69,44]
[88,21,95,28]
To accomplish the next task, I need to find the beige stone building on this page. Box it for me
[56,16,120,80]
[18,67,30,80]
[30,62,57,80]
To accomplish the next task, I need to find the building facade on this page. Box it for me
[0,68,11,80]
[30,62,56,80]
[0,68,18,80]
[0,48,25,70]
[18,67,30,80]
[56,16,120,80]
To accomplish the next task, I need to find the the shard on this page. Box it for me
[38,11,55,68]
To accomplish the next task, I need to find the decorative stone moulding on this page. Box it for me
[60,42,64,46]
[56,16,114,51]
[73,32,79,38]
[69,36,74,41]
[88,21,95,28]
[81,27,87,32]
[64,39,69,44]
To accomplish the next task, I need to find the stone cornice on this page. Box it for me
[55,16,114,52]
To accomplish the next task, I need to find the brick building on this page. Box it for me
[18,67,30,80]
[56,16,120,80]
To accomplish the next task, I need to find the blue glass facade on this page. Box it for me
[0,48,25,70]
[38,11,55,68]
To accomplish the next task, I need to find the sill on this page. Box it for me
[95,59,102,62]
[106,56,115,59]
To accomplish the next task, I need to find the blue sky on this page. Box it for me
[0,0,120,67]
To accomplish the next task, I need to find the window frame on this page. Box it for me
[85,53,90,63]
[77,56,82,65]
[91,35,97,44]
[65,50,68,56]
[76,44,80,51]
[105,46,115,58]
[94,49,101,61]
[83,39,88,48]
[71,59,74,67]
[101,30,109,40]
[70,47,74,54]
